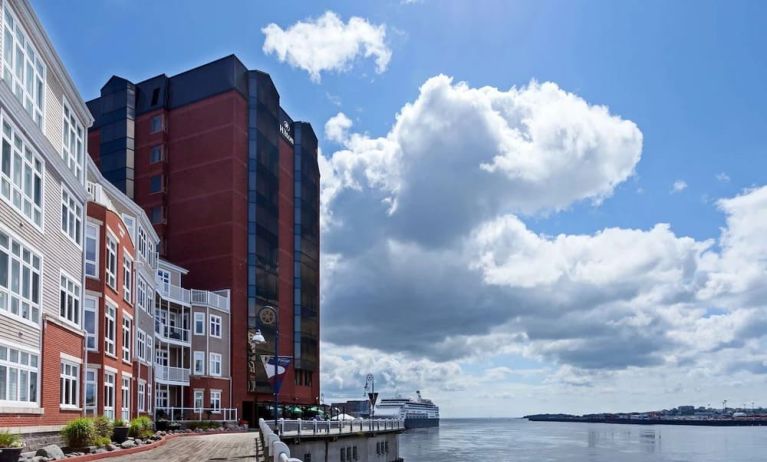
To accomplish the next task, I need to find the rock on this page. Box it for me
[35,445,64,460]
[94,448,107,454]
[120,440,136,449]
[107,444,118,451]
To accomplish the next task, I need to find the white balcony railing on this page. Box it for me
[190,289,230,311]
[155,322,190,344]
[154,365,190,384]
[156,407,238,422]
[156,282,191,306]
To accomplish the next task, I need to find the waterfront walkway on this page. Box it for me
[107,432,260,461]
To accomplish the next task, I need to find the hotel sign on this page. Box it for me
[280,120,294,145]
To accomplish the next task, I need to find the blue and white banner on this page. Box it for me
[260,355,292,393]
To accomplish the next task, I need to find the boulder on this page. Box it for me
[106,444,118,451]
[35,445,64,460]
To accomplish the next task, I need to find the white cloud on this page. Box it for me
[671,179,688,193]
[324,112,353,144]
[262,12,391,82]
[716,172,731,182]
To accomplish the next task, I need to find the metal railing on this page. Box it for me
[156,406,238,422]
[154,365,190,384]
[259,418,302,462]
[155,321,190,343]
[274,418,405,436]
[156,282,191,305]
[191,289,230,311]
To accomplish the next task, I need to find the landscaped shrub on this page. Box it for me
[129,416,154,438]
[113,419,127,427]
[61,418,96,449]
[93,416,113,440]
[186,421,222,431]
[94,435,112,447]
[0,430,22,448]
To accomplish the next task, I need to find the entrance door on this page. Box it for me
[243,401,255,428]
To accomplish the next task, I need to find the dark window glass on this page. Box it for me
[151,88,160,106]
[150,115,163,133]
[150,175,163,193]
[150,145,163,163]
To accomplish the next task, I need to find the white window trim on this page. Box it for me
[122,255,133,304]
[85,367,98,415]
[0,339,40,407]
[209,352,222,377]
[105,231,118,290]
[0,224,43,328]
[103,371,115,419]
[61,98,85,183]
[0,111,45,230]
[84,295,98,352]
[104,300,116,358]
[120,376,130,421]
[193,312,205,336]
[210,389,222,414]
[209,314,222,339]
[121,315,132,363]
[137,379,146,412]
[136,328,146,362]
[59,359,80,409]
[85,221,99,279]
[193,389,204,412]
[193,351,204,375]
[58,269,81,329]
[60,185,82,248]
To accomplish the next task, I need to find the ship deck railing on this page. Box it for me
[269,418,405,437]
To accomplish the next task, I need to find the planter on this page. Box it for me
[112,426,130,444]
[0,447,22,462]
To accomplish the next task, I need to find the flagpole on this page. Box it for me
[273,307,279,432]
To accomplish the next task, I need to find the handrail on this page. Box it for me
[156,406,238,422]
[191,289,230,311]
[156,281,191,305]
[154,365,190,384]
[273,418,405,436]
[259,418,302,462]
[155,321,190,343]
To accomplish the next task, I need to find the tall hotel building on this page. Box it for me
[86,56,320,422]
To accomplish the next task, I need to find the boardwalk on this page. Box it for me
[108,432,260,462]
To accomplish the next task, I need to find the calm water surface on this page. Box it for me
[399,419,767,461]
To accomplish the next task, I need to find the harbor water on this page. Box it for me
[399,418,767,461]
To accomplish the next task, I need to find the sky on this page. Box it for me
[33,0,767,417]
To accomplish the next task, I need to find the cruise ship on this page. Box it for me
[375,391,440,428]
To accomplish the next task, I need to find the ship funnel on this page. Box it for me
[416,390,422,401]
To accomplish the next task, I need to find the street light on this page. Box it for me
[256,305,281,431]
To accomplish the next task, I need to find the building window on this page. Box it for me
[84,296,97,351]
[61,187,82,246]
[121,376,130,421]
[103,372,115,419]
[146,334,153,363]
[209,315,221,338]
[122,316,131,362]
[85,222,99,278]
[149,206,164,224]
[210,390,221,412]
[123,256,133,303]
[150,115,163,133]
[194,312,205,336]
[147,382,152,413]
[136,329,145,361]
[59,361,79,408]
[138,380,145,412]
[85,368,97,416]
[353,446,358,460]
[193,390,203,412]
[0,343,38,404]
[149,174,164,193]
[0,117,43,227]
[59,271,81,327]
[155,388,168,409]
[106,235,117,290]
[136,276,146,312]
[1,6,46,127]
[0,230,41,324]
[193,351,204,375]
[150,145,164,164]
[104,302,116,356]
[209,353,222,377]
[62,101,84,181]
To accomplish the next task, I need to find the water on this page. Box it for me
[399,418,767,461]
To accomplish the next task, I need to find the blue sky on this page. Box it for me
[34,0,767,416]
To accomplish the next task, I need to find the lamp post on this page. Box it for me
[249,305,281,431]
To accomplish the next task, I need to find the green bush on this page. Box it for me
[61,418,96,449]
[94,435,112,447]
[113,418,127,427]
[0,431,22,448]
[129,416,154,438]
[93,416,113,439]
[186,421,222,431]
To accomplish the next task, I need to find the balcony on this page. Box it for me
[191,289,230,312]
[155,321,190,345]
[155,365,190,385]
[156,282,191,306]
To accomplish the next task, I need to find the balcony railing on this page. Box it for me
[155,322,190,344]
[154,365,190,385]
[155,407,238,422]
[156,282,191,306]
[191,289,230,311]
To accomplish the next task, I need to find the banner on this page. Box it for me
[260,355,292,394]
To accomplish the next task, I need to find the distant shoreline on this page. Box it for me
[525,415,767,427]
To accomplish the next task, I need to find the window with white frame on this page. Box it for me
[136,329,145,361]
[59,361,79,408]
[210,390,221,412]
[209,353,222,377]
[136,276,146,312]
[122,316,131,362]
[147,382,152,413]
[157,269,170,293]
[194,312,205,336]
[85,222,99,278]
[61,187,82,246]
[0,343,38,404]
[1,6,46,127]
[155,388,167,409]
[146,336,153,365]
[103,372,115,419]
[62,101,84,181]
[106,235,117,290]
[193,389,203,412]
[121,214,135,241]
[209,315,222,338]
[85,368,97,416]
[123,256,133,303]
[59,272,81,327]
[138,227,146,259]
[84,296,97,351]
[0,230,41,323]
[104,302,116,356]
[138,380,145,412]
[146,285,154,316]
[193,351,204,375]
[0,117,43,227]
[121,376,130,421]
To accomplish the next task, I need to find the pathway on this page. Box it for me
[107,432,260,461]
